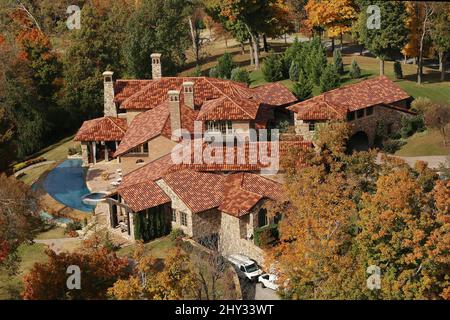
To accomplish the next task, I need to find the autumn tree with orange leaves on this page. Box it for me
[270,121,449,300]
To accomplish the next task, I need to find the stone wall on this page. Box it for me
[103,72,117,117]
[191,209,221,241]
[81,142,89,167]
[219,212,264,265]
[294,105,413,146]
[156,179,193,236]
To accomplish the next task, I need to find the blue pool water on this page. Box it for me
[43,159,95,212]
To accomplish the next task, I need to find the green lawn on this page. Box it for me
[0,243,48,300]
[395,130,450,157]
[18,135,79,185]
[117,236,175,259]
[35,226,69,240]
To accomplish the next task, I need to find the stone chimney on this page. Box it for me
[182,82,195,110]
[168,90,181,140]
[151,53,162,80]
[103,71,117,117]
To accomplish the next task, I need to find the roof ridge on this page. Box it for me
[121,81,155,107]
[106,117,127,134]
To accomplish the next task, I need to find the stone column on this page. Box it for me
[81,142,89,167]
[92,141,97,165]
[103,71,117,117]
[151,53,162,80]
[104,142,109,162]
[128,211,136,241]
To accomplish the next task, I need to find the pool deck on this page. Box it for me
[86,161,123,193]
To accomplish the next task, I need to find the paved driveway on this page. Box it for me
[239,277,281,300]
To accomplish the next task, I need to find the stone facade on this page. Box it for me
[294,104,413,147]
[151,53,162,80]
[183,82,195,109]
[103,71,117,117]
[168,90,181,140]
[191,209,221,241]
[81,142,89,167]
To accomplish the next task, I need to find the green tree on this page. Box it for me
[124,0,190,79]
[430,2,450,81]
[394,61,403,79]
[349,58,361,79]
[355,0,408,76]
[289,60,300,81]
[333,49,344,75]
[230,67,251,85]
[216,52,237,79]
[292,70,313,101]
[262,52,284,82]
[63,3,131,122]
[319,64,341,93]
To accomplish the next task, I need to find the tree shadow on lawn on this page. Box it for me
[402,70,448,84]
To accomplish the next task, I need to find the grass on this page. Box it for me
[35,226,69,240]
[0,243,48,300]
[117,236,175,259]
[18,135,79,185]
[395,130,450,157]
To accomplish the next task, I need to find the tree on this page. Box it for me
[230,67,251,85]
[305,0,358,51]
[305,38,327,85]
[430,2,450,81]
[394,61,403,79]
[108,244,200,300]
[63,3,131,122]
[292,70,313,101]
[123,0,190,79]
[289,60,301,81]
[216,52,236,79]
[355,0,408,76]
[401,1,421,65]
[415,2,434,85]
[22,245,130,300]
[262,52,284,82]
[0,174,40,270]
[349,58,361,79]
[188,3,208,66]
[333,49,344,75]
[319,64,340,93]
[423,103,450,147]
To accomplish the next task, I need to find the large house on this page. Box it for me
[74,53,415,262]
[74,54,310,261]
[288,76,415,151]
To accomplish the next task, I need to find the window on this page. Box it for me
[308,121,316,132]
[347,111,355,121]
[171,209,177,222]
[143,143,149,154]
[366,106,374,116]
[357,109,365,118]
[206,121,233,135]
[258,208,268,228]
[181,212,188,226]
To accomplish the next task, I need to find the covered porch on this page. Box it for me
[81,140,120,166]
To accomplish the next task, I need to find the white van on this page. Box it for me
[227,254,263,281]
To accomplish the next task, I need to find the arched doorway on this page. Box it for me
[348,131,369,152]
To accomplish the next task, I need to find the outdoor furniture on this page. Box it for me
[111,181,120,187]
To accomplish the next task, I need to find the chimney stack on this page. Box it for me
[151,53,162,80]
[103,71,117,117]
[182,82,195,110]
[168,90,181,140]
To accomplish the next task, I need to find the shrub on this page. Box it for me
[230,67,251,85]
[216,52,236,79]
[209,67,218,78]
[254,224,279,248]
[262,52,284,82]
[333,49,344,75]
[411,97,433,113]
[289,60,300,81]
[394,61,403,79]
[292,70,313,101]
[13,157,47,173]
[349,59,361,79]
[400,115,425,138]
[68,145,81,156]
[319,64,341,93]
[66,221,83,233]
[381,139,407,154]
[169,228,185,241]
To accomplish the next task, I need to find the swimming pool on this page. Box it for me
[43,159,95,212]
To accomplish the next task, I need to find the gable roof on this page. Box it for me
[74,117,128,142]
[162,169,225,214]
[288,76,411,120]
[252,82,297,106]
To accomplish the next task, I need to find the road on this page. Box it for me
[239,277,281,300]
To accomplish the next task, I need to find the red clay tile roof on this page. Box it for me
[114,80,152,107]
[162,169,225,214]
[74,117,128,142]
[117,181,170,212]
[288,76,411,120]
[219,172,284,217]
[120,154,174,188]
[197,96,259,120]
[114,103,169,156]
[252,82,298,106]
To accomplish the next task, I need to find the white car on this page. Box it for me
[227,254,263,281]
[258,273,279,291]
